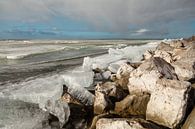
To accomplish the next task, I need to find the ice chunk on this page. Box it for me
[108,60,129,73]
[112,42,159,62]
[62,69,94,88]
[83,54,124,70]
[108,48,124,55]
[0,98,49,129]
[0,75,64,109]
[0,75,70,125]
[82,56,94,71]
[45,99,70,127]
[83,42,159,71]
[62,70,95,106]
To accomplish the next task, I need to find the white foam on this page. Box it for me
[0,44,66,59]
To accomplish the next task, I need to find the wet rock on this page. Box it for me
[156,42,174,52]
[146,78,191,128]
[172,48,187,61]
[64,103,91,129]
[130,62,142,69]
[143,50,154,60]
[116,63,134,79]
[96,82,127,101]
[172,58,195,81]
[94,91,113,115]
[89,113,113,129]
[143,48,174,63]
[96,118,164,129]
[134,54,180,89]
[174,45,195,60]
[170,40,185,48]
[185,36,195,42]
[0,99,49,129]
[115,93,150,117]
[110,74,117,82]
[65,119,88,129]
[62,93,81,104]
[182,108,195,129]
[45,99,70,127]
[153,50,173,63]
[115,63,134,89]
[128,60,161,94]
[115,76,130,90]
[143,50,174,63]
[192,83,195,105]
[153,57,178,80]
[96,118,131,129]
[93,82,129,114]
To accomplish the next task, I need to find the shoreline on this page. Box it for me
[62,36,195,129]
[0,37,194,129]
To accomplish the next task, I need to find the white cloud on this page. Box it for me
[136,29,149,33]
[131,29,150,36]
[0,0,194,32]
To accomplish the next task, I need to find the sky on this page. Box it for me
[0,0,195,39]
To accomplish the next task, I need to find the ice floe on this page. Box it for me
[0,75,70,126]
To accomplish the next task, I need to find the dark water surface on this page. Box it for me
[0,40,152,85]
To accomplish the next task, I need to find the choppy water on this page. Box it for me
[0,40,156,85]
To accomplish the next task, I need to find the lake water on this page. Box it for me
[0,40,156,86]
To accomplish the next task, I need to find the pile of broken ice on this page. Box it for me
[0,75,70,129]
